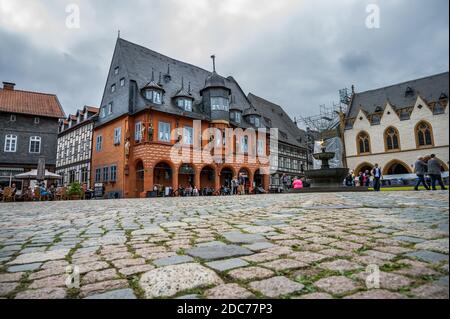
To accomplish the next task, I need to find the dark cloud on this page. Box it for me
[0,0,448,122]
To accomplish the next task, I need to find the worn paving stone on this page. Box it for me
[222,232,267,244]
[261,259,307,271]
[314,276,360,295]
[0,272,24,282]
[228,267,274,281]
[82,269,119,284]
[205,258,249,272]
[0,282,19,296]
[319,259,363,272]
[119,264,155,276]
[343,290,405,299]
[205,283,255,299]
[405,250,449,264]
[8,249,69,265]
[84,288,136,299]
[415,239,449,254]
[363,250,397,261]
[7,263,42,273]
[243,242,275,251]
[410,284,449,299]
[297,292,333,299]
[186,245,253,261]
[249,276,304,298]
[289,251,329,264]
[15,287,67,299]
[153,255,194,267]
[80,279,129,297]
[139,263,223,298]
[355,271,413,290]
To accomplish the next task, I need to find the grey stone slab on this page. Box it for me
[84,288,136,299]
[153,255,194,267]
[405,250,449,264]
[394,236,426,244]
[186,245,253,261]
[222,232,266,244]
[243,242,275,251]
[205,258,249,272]
[196,241,226,247]
[8,262,42,272]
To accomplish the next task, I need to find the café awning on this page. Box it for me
[14,169,62,180]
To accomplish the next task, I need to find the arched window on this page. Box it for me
[385,127,400,151]
[357,131,371,154]
[415,121,434,147]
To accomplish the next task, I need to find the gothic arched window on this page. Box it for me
[357,131,371,154]
[385,127,400,151]
[415,121,434,147]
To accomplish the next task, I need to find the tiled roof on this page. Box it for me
[347,72,449,118]
[247,93,307,148]
[0,88,65,118]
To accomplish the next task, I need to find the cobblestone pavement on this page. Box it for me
[0,191,448,299]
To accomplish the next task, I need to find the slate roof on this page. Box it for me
[115,38,252,120]
[0,87,65,118]
[347,72,449,118]
[247,93,307,148]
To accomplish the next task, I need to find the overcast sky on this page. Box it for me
[0,0,448,124]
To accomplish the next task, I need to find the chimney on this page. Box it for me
[3,82,16,90]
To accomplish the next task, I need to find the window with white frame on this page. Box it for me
[34,117,40,124]
[114,66,119,75]
[120,78,125,87]
[4,134,17,152]
[257,140,264,156]
[240,136,249,153]
[110,165,117,182]
[100,106,106,118]
[211,97,229,111]
[29,136,41,153]
[235,112,241,123]
[183,126,193,145]
[114,127,122,145]
[96,135,103,152]
[135,122,142,142]
[158,121,171,142]
[153,91,162,104]
[108,102,113,115]
[254,117,260,127]
[10,115,16,122]
[111,84,116,93]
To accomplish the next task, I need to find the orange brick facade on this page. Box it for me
[92,110,270,198]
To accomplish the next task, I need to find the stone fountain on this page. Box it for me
[303,141,349,189]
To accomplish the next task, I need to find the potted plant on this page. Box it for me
[68,181,83,200]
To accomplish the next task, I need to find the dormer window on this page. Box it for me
[177,98,193,112]
[254,117,261,127]
[231,111,241,124]
[211,97,229,111]
[145,89,162,105]
[114,67,119,75]
[405,87,414,97]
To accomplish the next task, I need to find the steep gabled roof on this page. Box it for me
[247,93,307,148]
[114,38,252,118]
[0,87,65,118]
[347,72,449,118]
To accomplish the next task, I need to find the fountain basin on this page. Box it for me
[304,167,349,188]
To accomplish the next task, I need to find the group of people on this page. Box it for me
[345,164,384,191]
[414,154,447,191]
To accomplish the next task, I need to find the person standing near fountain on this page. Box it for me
[372,164,382,192]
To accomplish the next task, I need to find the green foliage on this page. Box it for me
[68,181,83,197]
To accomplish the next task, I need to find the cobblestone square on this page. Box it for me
[0,191,448,299]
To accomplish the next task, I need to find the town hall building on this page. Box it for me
[343,72,449,178]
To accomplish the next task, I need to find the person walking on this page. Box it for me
[231,176,238,195]
[414,156,430,191]
[371,164,382,192]
[281,173,289,193]
[364,170,371,187]
[292,177,303,190]
[427,154,447,190]
[238,173,246,195]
